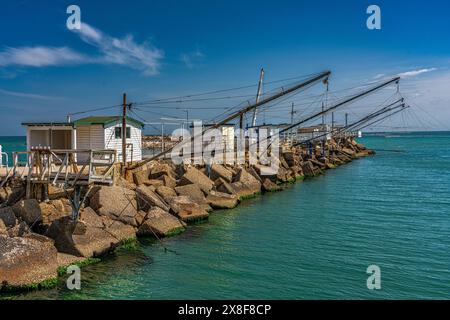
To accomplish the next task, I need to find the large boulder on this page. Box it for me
[290,166,304,179]
[1,185,25,206]
[47,185,65,200]
[79,207,105,228]
[137,207,185,237]
[0,235,58,288]
[46,213,135,258]
[89,186,140,227]
[310,158,326,170]
[144,179,164,188]
[175,184,212,212]
[341,147,356,158]
[150,163,176,179]
[12,199,42,226]
[234,168,261,194]
[156,186,177,203]
[206,191,238,209]
[276,167,291,183]
[329,155,343,165]
[169,196,209,222]
[247,166,263,183]
[355,150,372,157]
[7,221,31,237]
[136,186,170,212]
[52,198,72,214]
[0,207,17,228]
[301,161,320,177]
[177,167,214,194]
[282,151,298,167]
[355,142,367,151]
[161,175,177,189]
[280,155,290,169]
[228,182,257,199]
[57,253,86,270]
[216,177,237,196]
[117,177,137,191]
[0,187,12,204]
[210,164,233,183]
[262,178,282,192]
[0,220,7,235]
[221,168,262,199]
[133,168,151,186]
[104,220,137,242]
[39,200,70,232]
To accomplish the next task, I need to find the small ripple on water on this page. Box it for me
[6,133,450,300]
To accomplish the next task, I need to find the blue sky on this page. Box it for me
[1,0,449,135]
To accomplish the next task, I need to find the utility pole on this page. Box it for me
[161,122,165,152]
[322,79,329,156]
[290,102,295,125]
[138,70,332,164]
[290,102,296,143]
[279,77,400,135]
[182,109,189,130]
[122,93,127,167]
[331,112,334,131]
[251,68,265,127]
[345,113,348,126]
[321,101,325,156]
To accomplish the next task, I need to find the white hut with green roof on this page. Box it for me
[22,116,144,163]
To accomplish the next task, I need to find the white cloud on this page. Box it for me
[0,46,88,67]
[0,22,164,76]
[0,88,64,100]
[72,22,164,75]
[397,69,450,130]
[398,68,437,78]
[180,48,205,68]
[372,73,385,79]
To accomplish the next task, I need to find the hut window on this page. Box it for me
[115,127,131,139]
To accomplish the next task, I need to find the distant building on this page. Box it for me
[247,123,290,140]
[22,116,144,162]
[297,124,335,142]
[190,123,235,152]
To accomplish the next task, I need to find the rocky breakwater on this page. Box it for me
[0,137,372,292]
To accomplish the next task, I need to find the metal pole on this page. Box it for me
[252,68,265,127]
[279,77,400,136]
[134,71,331,166]
[161,122,165,152]
[122,93,127,166]
[331,112,334,131]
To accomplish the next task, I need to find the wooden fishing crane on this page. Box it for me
[293,99,407,146]
[129,70,332,170]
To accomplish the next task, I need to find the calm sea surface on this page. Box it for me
[1,132,449,299]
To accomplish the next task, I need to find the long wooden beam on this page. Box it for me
[131,70,332,168]
[278,77,401,136]
[354,105,410,131]
[293,102,405,146]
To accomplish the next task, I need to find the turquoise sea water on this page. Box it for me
[2,132,450,300]
[0,136,26,166]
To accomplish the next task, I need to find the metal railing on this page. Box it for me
[8,148,117,198]
[0,145,8,170]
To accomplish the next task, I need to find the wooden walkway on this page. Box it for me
[0,148,118,194]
